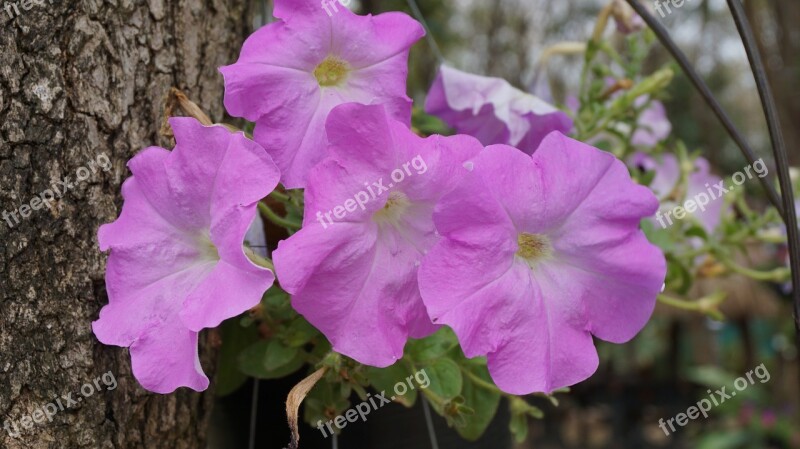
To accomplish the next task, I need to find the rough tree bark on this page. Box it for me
[0,1,250,447]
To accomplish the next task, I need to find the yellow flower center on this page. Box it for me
[373,191,410,226]
[516,233,552,265]
[197,234,220,262]
[314,56,350,87]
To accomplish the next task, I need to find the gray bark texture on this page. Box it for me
[0,0,250,447]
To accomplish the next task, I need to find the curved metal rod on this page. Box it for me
[406,0,445,64]
[726,0,800,345]
[624,0,785,218]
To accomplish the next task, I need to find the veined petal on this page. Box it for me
[274,104,481,366]
[221,3,423,188]
[419,132,666,394]
[129,320,208,394]
[94,118,280,393]
[425,65,573,154]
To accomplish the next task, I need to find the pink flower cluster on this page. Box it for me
[94,0,666,395]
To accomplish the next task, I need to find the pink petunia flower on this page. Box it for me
[220,0,424,188]
[273,103,484,366]
[93,118,280,393]
[425,65,573,155]
[612,0,646,35]
[418,133,666,394]
[632,97,672,147]
[630,152,725,233]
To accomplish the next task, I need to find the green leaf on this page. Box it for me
[215,318,259,397]
[264,290,294,318]
[365,362,418,407]
[508,397,543,443]
[281,318,320,348]
[424,358,462,401]
[641,218,676,252]
[511,396,544,419]
[665,253,693,294]
[412,107,451,136]
[406,328,459,362]
[456,363,501,441]
[238,339,305,379]
[264,340,298,370]
[696,430,750,449]
[685,365,737,387]
[638,168,657,188]
[509,412,528,443]
[685,223,709,241]
[303,376,352,429]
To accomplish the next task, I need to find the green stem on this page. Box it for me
[419,386,449,409]
[658,294,703,311]
[460,366,504,395]
[734,194,755,218]
[598,41,625,67]
[658,293,726,321]
[269,189,291,202]
[404,360,451,409]
[717,257,790,282]
[244,246,274,271]
[753,233,788,244]
[258,202,301,230]
[682,246,711,260]
[591,2,614,42]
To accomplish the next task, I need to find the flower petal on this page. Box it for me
[94,118,280,392]
[275,222,435,366]
[632,100,672,147]
[425,65,572,153]
[221,4,422,188]
[419,132,665,394]
[485,262,600,395]
[180,260,273,331]
[275,104,481,366]
[129,321,208,394]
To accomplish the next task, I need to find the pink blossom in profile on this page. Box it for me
[220,0,424,188]
[612,0,646,34]
[630,152,725,233]
[425,65,573,154]
[273,103,484,367]
[418,132,666,394]
[93,118,280,393]
[632,97,672,147]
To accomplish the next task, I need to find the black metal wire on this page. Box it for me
[624,0,785,219]
[421,397,440,449]
[249,379,259,449]
[726,0,800,348]
[405,0,445,64]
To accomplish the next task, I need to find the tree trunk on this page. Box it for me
[0,1,249,447]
